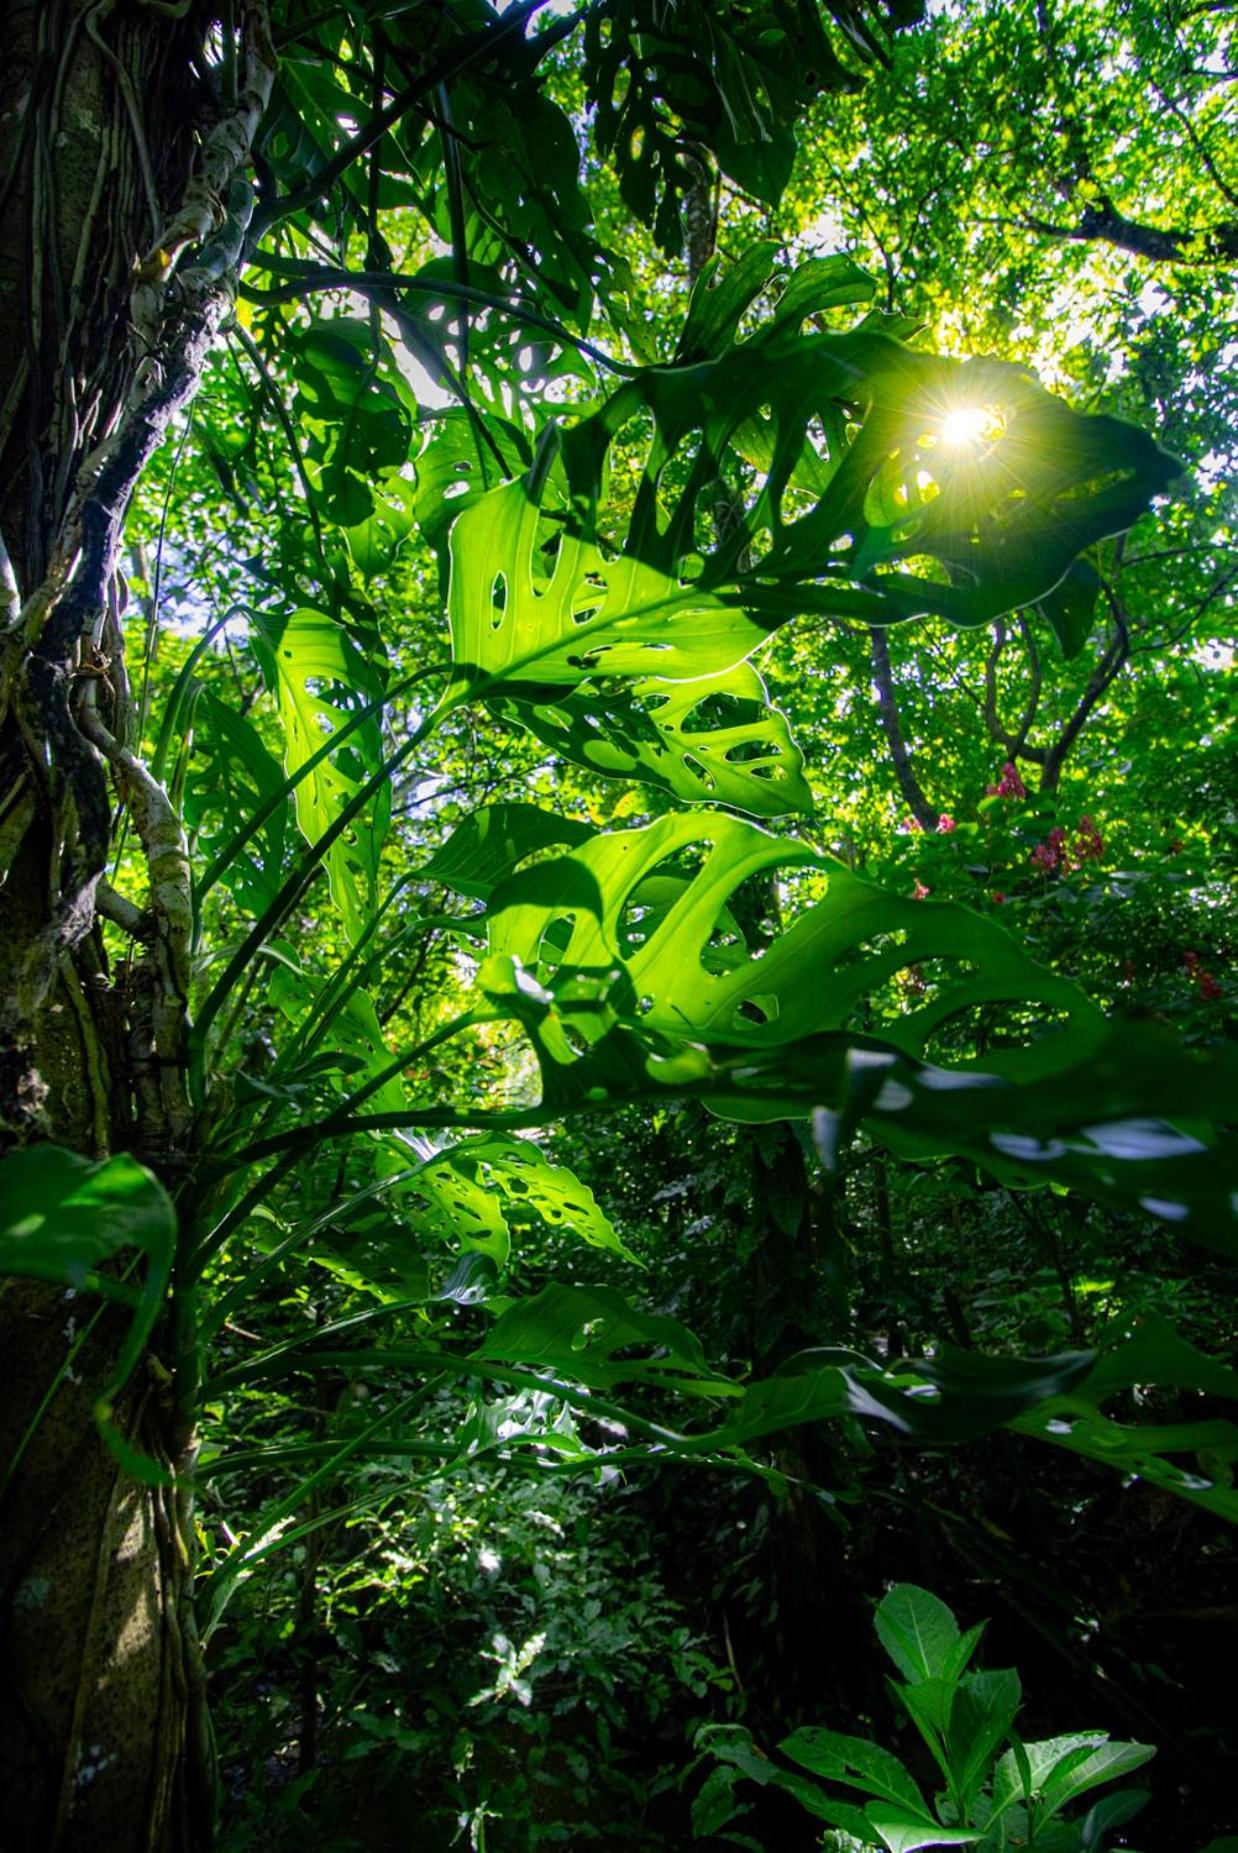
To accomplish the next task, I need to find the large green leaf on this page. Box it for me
[400,1135,633,1267]
[497,660,813,817]
[991,1734,1155,1829]
[481,809,1099,1077]
[695,1723,875,1839]
[875,1584,968,1688]
[449,818,1233,1244]
[779,1727,931,1817]
[0,1146,175,1296]
[184,691,289,917]
[946,1668,1022,1814]
[585,5,909,249]
[259,608,390,942]
[288,316,416,528]
[0,1147,176,1446]
[446,471,768,697]
[865,1810,980,1853]
[443,252,1178,719]
[424,802,594,902]
[475,1281,727,1394]
[1006,1315,1238,1522]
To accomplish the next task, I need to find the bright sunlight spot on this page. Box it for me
[939,404,1004,446]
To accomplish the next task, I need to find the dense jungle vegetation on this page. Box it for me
[0,1,1234,1848]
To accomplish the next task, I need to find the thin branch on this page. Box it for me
[869,626,937,829]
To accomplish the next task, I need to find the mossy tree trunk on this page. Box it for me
[0,5,273,1845]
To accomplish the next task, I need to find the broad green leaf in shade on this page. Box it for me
[0,1146,176,1296]
[994,1315,1238,1523]
[675,241,787,363]
[343,470,417,580]
[402,1135,633,1266]
[691,1763,750,1840]
[864,1809,980,1853]
[1036,1736,1155,1825]
[778,1727,931,1818]
[584,6,905,250]
[497,661,813,818]
[303,1208,431,1304]
[475,1282,727,1393]
[991,1734,1101,1819]
[0,1147,176,1450]
[184,691,288,917]
[259,608,390,942]
[288,316,415,527]
[268,959,407,1116]
[1077,1790,1151,1846]
[946,1668,1022,1814]
[424,803,594,902]
[693,1349,1091,1454]
[990,1735,1154,1830]
[695,1724,874,1840]
[875,1584,966,1688]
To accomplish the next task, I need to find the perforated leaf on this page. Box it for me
[444,252,1178,724]
[483,810,1098,1073]
[584,4,912,249]
[498,661,813,817]
[405,1136,632,1266]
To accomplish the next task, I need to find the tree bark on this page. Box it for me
[0,5,272,1845]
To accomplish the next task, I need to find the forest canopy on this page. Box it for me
[0,2,1233,1850]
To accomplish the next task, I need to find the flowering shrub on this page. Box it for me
[986,760,1027,799]
[1184,950,1223,1002]
[1031,815,1105,876]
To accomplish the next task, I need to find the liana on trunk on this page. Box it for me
[0,5,272,1844]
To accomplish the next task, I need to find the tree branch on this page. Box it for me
[869,626,937,829]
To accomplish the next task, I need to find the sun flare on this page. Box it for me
[939,403,1004,446]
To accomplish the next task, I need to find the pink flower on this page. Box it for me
[1199,970,1223,1002]
[912,878,931,900]
[1072,816,1104,863]
[989,761,1028,800]
[991,890,1006,904]
[936,813,956,833]
[1031,825,1071,875]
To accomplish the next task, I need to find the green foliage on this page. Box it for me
[0,1147,176,1466]
[696,1582,1154,1850]
[6,0,1236,1843]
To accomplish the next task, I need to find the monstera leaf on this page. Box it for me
[399,1134,632,1266]
[585,2,914,249]
[416,806,1236,1248]
[184,690,289,916]
[443,252,1178,779]
[497,660,813,817]
[480,809,1099,1069]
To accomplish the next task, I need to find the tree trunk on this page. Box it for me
[0,5,271,1844]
